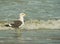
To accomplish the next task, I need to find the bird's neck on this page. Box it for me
[19,16,24,22]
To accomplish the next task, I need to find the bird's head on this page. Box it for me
[20,13,26,17]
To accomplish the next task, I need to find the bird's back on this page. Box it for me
[11,20,22,28]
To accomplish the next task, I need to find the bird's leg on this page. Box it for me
[15,28,22,38]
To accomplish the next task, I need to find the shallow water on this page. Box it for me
[0,29,60,44]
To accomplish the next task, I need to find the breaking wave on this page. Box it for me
[0,19,60,30]
[23,19,60,29]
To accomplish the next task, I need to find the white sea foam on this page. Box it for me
[23,19,60,29]
[0,19,60,30]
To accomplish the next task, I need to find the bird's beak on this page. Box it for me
[25,14,27,16]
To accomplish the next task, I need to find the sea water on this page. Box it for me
[0,29,60,44]
[0,0,60,21]
[0,0,60,44]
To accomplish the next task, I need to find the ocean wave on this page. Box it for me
[0,19,60,30]
[23,19,60,29]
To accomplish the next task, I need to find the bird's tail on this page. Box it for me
[4,24,10,27]
[4,24,12,27]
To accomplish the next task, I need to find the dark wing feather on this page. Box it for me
[11,20,22,28]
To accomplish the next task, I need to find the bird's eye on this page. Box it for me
[22,14,24,15]
[22,14,25,15]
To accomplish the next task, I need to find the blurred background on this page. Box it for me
[0,0,60,21]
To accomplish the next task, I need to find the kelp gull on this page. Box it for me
[5,13,26,28]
